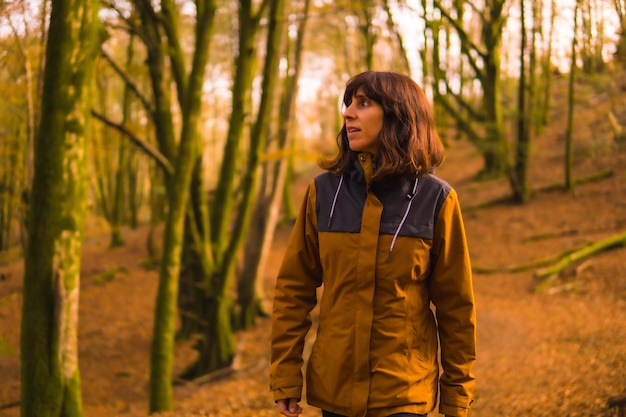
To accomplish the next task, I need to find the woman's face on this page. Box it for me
[342,88,384,155]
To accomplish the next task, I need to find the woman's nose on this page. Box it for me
[342,103,354,119]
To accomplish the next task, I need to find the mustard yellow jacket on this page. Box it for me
[270,153,476,417]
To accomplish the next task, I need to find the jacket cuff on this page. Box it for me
[271,385,302,402]
[439,396,473,417]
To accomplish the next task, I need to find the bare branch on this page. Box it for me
[432,0,487,60]
[434,92,482,143]
[100,49,153,114]
[160,0,188,104]
[90,110,173,175]
[442,78,484,121]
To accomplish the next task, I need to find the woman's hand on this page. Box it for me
[276,398,303,417]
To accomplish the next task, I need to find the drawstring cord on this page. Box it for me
[328,175,344,228]
[388,178,419,262]
[327,175,419,262]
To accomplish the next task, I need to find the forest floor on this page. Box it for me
[2,76,626,417]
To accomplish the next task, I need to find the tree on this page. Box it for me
[96,0,219,412]
[92,49,128,248]
[180,0,287,379]
[579,0,606,73]
[20,0,101,415]
[537,0,557,132]
[381,0,412,74]
[611,0,626,66]
[509,0,533,203]
[428,0,510,178]
[92,24,160,255]
[0,0,47,253]
[143,0,219,411]
[175,0,272,343]
[237,0,312,329]
[564,0,581,191]
[352,0,378,70]
[97,0,288,389]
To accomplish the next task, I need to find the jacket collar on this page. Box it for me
[353,152,376,188]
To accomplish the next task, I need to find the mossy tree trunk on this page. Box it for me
[147,0,218,412]
[510,0,532,203]
[20,0,101,415]
[176,0,270,342]
[101,0,289,384]
[281,156,297,221]
[479,0,508,177]
[181,0,286,378]
[237,0,311,330]
[210,0,267,263]
[107,37,137,248]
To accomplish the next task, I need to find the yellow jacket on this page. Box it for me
[270,153,476,417]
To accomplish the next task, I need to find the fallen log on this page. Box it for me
[533,231,626,291]
[472,247,578,274]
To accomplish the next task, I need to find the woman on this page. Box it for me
[270,71,476,417]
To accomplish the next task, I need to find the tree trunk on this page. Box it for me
[237,0,311,330]
[109,39,136,248]
[20,0,100,415]
[481,12,508,178]
[182,0,286,378]
[510,0,531,203]
[237,201,268,329]
[431,0,509,178]
[149,143,196,411]
[177,157,214,340]
[135,0,177,167]
[146,163,165,264]
[178,0,265,339]
[210,0,262,260]
[126,145,142,229]
[356,1,377,70]
[281,157,297,221]
[179,289,236,379]
[382,0,411,73]
[149,0,218,411]
[565,0,580,191]
[0,136,21,252]
[615,0,626,67]
[536,0,555,133]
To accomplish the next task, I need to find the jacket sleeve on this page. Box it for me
[429,188,477,417]
[270,181,323,402]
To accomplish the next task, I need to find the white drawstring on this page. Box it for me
[328,175,344,228]
[388,178,419,262]
[328,175,419,261]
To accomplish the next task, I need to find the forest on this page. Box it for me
[0,0,625,416]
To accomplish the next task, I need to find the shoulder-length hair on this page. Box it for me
[319,71,444,180]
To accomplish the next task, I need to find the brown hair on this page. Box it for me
[319,71,444,180]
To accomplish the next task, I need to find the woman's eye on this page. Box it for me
[358,99,370,107]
